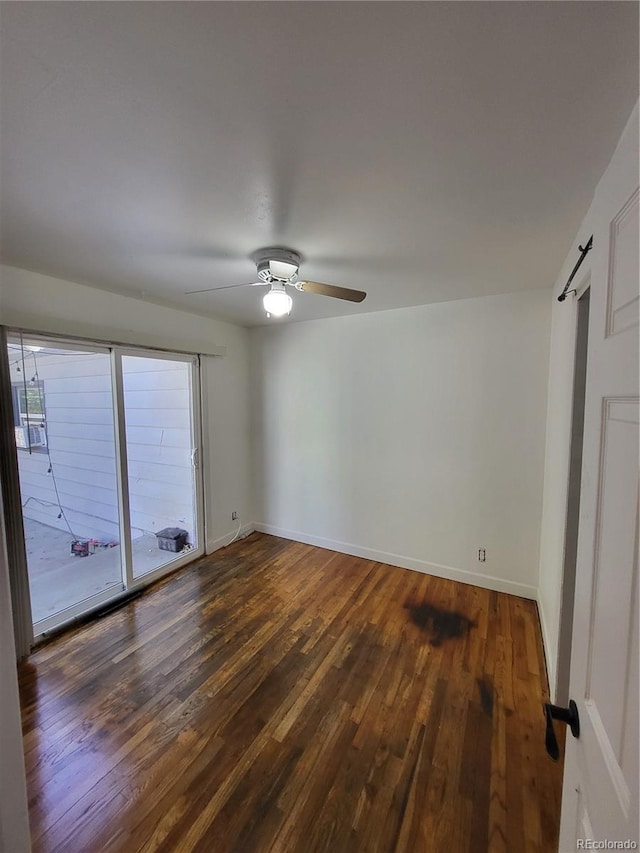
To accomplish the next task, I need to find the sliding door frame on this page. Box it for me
[3,329,206,641]
[111,349,135,590]
[114,347,205,589]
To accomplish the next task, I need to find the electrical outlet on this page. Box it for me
[231,511,238,521]
[478,548,486,563]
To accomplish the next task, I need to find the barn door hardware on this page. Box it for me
[558,236,593,302]
[544,700,580,760]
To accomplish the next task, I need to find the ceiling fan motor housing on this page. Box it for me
[255,247,301,282]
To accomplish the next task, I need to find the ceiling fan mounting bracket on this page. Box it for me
[253,247,302,282]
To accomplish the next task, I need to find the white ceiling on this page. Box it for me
[0,2,638,327]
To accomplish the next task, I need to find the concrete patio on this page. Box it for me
[24,517,188,624]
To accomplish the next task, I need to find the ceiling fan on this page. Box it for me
[185,247,366,318]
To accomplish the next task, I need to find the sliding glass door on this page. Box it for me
[120,352,201,580]
[6,333,203,636]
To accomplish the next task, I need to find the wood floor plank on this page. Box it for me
[19,532,563,852]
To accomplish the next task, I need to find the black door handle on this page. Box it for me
[544,700,580,760]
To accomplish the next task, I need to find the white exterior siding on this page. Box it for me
[9,348,195,546]
[123,356,194,544]
[12,350,119,541]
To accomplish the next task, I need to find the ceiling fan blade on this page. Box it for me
[185,281,263,295]
[298,280,366,303]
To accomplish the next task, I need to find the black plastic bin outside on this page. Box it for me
[155,527,188,553]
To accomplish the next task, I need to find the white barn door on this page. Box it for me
[558,115,639,849]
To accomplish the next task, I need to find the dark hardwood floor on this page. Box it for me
[19,533,563,852]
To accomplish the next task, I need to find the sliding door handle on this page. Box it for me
[191,447,199,469]
[544,700,580,760]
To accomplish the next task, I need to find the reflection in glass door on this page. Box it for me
[120,353,200,579]
[7,335,124,631]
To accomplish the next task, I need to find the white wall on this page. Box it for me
[0,264,253,549]
[251,288,551,598]
[202,335,253,550]
[0,265,226,356]
[537,102,639,701]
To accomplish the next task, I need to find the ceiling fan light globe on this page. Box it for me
[263,288,292,317]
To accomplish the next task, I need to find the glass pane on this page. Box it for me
[19,385,45,418]
[7,337,124,626]
[121,355,197,578]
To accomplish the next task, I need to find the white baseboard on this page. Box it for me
[537,593,557,700]
[252,523,537,600]
[206,523,255,555]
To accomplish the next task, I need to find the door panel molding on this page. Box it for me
[606,188,639,337]
[585,397,639,736]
